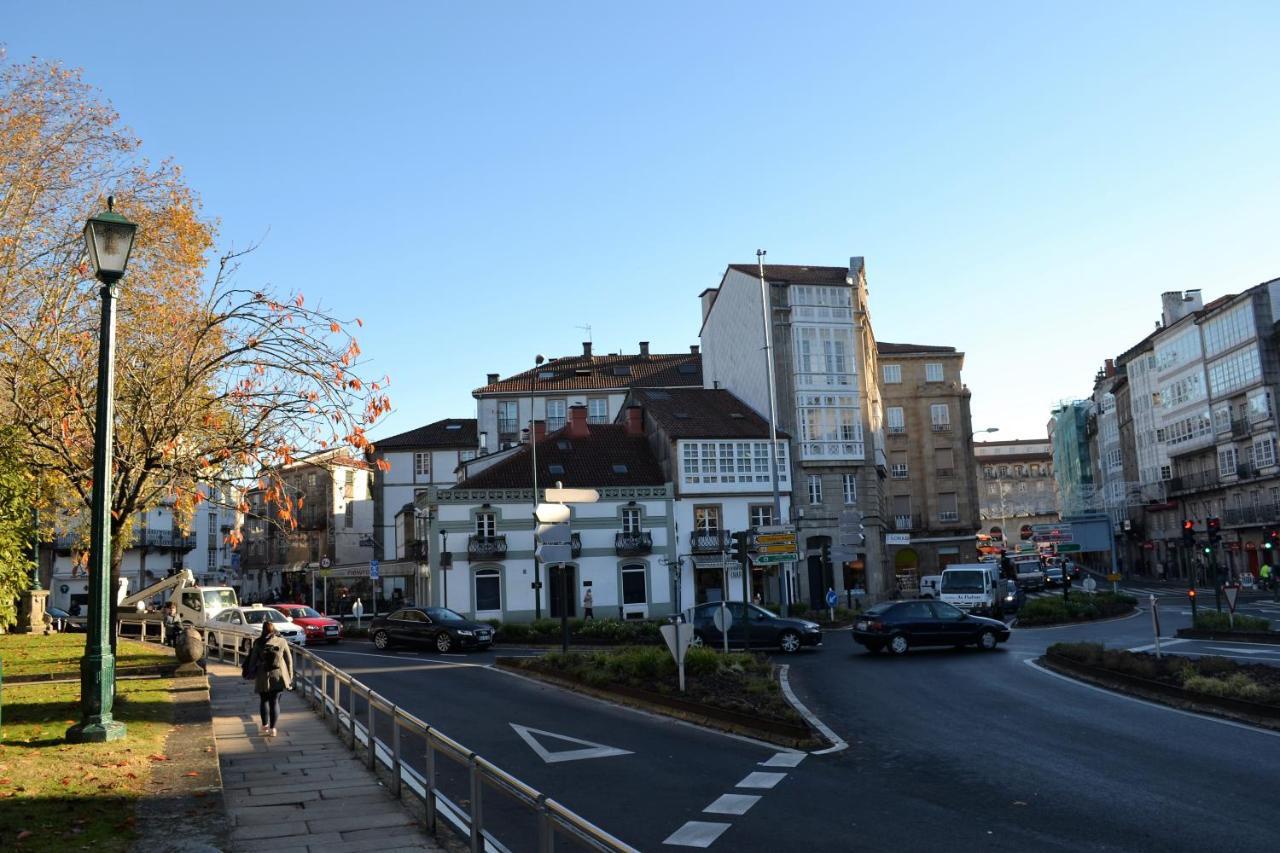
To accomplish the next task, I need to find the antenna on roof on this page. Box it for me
[576,324,592,343]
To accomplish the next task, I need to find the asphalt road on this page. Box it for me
[308,600,1280,852]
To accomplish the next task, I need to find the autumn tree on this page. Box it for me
[0,58,391,631]
[0,427,37,627]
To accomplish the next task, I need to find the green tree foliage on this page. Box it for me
[0,427,37,626]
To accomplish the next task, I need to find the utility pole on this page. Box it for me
[756,250,787,612]
[530,355,544,620]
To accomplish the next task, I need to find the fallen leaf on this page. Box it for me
[17,830,32,840]
[148,754,169,762]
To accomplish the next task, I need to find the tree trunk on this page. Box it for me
[108,526,126,657]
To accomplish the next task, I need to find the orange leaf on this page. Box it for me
[330,322,340,333]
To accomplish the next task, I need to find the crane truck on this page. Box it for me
[117,569,239,629]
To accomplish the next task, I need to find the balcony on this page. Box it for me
[935,468,955,478]
[1236,463,1257,480]
[890,465,909,479]
[937,511,960,523]
[931,423,951,433]
[887,426,906,436]
[135,529,198,550]
[893,514,922,531]
[615,531,653,556]
[405,540,430,561]
[1231,419,1251,439]
[799,441,865,461]
[1168,469,1219,493]
[468,535,508,559]
[571,532,582,559]
[691,531,729,553]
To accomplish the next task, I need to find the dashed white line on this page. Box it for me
[663,820,732,848]
[703,793,760,815]
[759,751,806,768]
[735,771,787,789]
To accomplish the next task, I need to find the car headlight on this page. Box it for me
[457,629,474,636]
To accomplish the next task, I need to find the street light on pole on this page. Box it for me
[67,196,136,744]
[531,354,544,620]
[756,251,786,609]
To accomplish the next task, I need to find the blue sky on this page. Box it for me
[7,2,1280,441]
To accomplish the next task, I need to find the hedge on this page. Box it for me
[1048,642,1280,704]
[1017,592,1136,626]
[1193,611,1272,632]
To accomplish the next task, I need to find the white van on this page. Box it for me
[940,564,1003,616]
[918,575,943,599]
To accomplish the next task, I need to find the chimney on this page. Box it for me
[567,405,590,437]
[582,341,593,358]
[479,432,488,454]
[486,372,499,385]
[624,405,643,436]
[1105,359,1115,377]
[700,287,719,325]
[533,419,547,442]
[689,345,699,355]
[639,341,650,357]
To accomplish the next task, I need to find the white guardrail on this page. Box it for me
[120,618,638,853]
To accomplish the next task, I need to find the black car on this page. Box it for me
[686,601,822,653]
[1000,579,1024,614]
[852,599,1010,655]
[369,607,494,653]
[1044,567,1065,587]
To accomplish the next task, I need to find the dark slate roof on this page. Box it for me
[727,264,849,285]
[373,418,478,450]
[628,388,790,440]
[453,425,665,489]
[876,342,958,354]
[475,352,701,395]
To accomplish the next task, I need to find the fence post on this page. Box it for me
[390,708,401,797]
[331,672,342,735]
[347,677,357,747]
[537,794,554,853]
[468,754,483,853]
[366,691,376,769]
[423,729,437,833]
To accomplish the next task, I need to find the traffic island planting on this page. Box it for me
[1015,592,1137,626]
[493,617,664,646]
[498,646,818,747]
[0,636,180,852]
[1042,642,1280,729]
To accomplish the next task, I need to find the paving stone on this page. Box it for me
[229,820,312,841]
[234,803,310,825]
[305,808,420,835]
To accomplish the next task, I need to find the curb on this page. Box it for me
[1013,606,1141,630]
[1174,629,1280,644]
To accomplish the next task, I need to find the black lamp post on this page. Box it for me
[66,197,136,744]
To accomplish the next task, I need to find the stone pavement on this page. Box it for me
[207,661,446,853]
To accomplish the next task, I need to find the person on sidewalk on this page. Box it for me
[246,621,294,737]
[582,587,594,620]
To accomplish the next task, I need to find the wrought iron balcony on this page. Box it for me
[468,534,508,559]
[937,511,960,523]
[615,531,653,556]
[1231,419,1251,438]
[1168,469,1219,493]
[690,531,729,553]
[893,514,922,531]
[571,532,582,559]
[1236,463,1256,480]
[931,423,952,433]
[406,540,430,561]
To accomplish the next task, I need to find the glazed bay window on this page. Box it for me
[797,393,863,460]
[546,399,567,432]
[789,285,853,322]
[681,440,789,486]
[414,451,431,478]
[1207,345,1262,397]
[1248,390,1272,422]
[588,398,609,424]
[793,324,855,387]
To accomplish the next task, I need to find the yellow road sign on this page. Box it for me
[755,533,797,545]
[756,543,799,555]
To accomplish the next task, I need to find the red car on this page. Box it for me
[270,604,344,644]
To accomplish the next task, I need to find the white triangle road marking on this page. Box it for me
[510,723,634,764]
[1205,646,1279,655]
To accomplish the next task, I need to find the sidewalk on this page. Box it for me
[207,661,446,853]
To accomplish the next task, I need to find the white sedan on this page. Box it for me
[208,605,305,653]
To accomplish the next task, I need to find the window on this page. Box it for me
[207,549,217,570]
[1254,437,1277,469]
[414,452,431,478]
[1201,300,1255,358]
[938,492,959,522]
[621,508,641,533]
[796,393,863,459]
[886,406,905,434]
[925,363,944,382]
[793,325,855,387]
[694,506,721,533]
[882,364,902,384]
[546,399,567,432]
[935,448,955,476]
[749,504,774,528]
[1213,406,1231,434]
[475,569,501,613]
[1248,391,1272,422]
[498,401,519,436]
[842,474,857,505]
[1207,345,1262,397]
[1160,464,1172,480]
[476,512,496,537]
[621,565,647,605]
[891,463,908,479]
[344,470,355,499]
[808,475,823,505]
[460,450,477,462]
[1159,372,1206,410]
[344,503,353,528]
[1219,448,1238,476]
[930,404,951,431]
[588,398,609,424]
[681,441,789,484]
[789,285,853,321]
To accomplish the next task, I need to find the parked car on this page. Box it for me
[851,599,1011,655]
[208,604,305,653]
[1044,566,1065,587]
[46,606,83,632]
[369,607,494,653]
[685,601,822,653]
[269,604,344,644]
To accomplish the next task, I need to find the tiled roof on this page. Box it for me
[628,388,789,440]
[727,264,850,285]
[876,342,958,354]
[373,418,477,450]
[474,352,701,395]
[453,425,665,489]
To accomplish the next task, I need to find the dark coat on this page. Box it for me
[249,634,294,694]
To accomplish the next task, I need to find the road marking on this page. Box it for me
[734,771,787,789]
[1022,658,1280,738]
[777,664,848,755]
[663,821,731,848]
[759,751,806,768]
[509,723,633,764]
[1127,638,1189,653]
[702,793,760,816]
[1205,646,1280,655]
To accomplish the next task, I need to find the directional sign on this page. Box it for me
[510,724,632,764]
[754,533,797,545]
[756,543,797,555]
[754,553,796,565]
[1225,585,1239,613]
[1057,544,1082,553]
[826,589,838,608]
[544,487,599,504]
[535,503,571,524]
[536,522,571,543]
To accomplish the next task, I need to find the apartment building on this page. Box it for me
[973,439,1059,543]
[1049,400,1095,518]
[878,343,982,579]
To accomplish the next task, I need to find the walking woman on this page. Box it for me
[247,621,294,736]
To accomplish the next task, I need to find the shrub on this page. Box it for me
[1194,611,1272,632]
[1181,672,1275,703]
[1020,593,1136,625]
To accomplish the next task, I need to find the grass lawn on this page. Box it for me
[0,635,173,680]
[0,636,177,852]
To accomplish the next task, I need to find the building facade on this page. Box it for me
[973,439,1059,544]
[1049,400,1095,518]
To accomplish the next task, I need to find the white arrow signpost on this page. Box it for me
[659,622,696,692]
[1225,584,1239,629]
[538,483,598,652]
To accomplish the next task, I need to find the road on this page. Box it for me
[309,599,1280,852]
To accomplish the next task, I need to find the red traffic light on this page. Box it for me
[1182,519,1195,532]
[1188,589,1197,598]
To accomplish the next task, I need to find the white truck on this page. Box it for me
[118,569,240,629]
[940,563,1004,616]
[918,575,943,598]
[1012,554,1045,591]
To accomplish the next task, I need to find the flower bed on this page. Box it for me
[1016,592,1137,626]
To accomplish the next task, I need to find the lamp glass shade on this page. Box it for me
[84,211,138,281]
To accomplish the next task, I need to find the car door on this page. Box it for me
[898,601,941,646]
[387,609,416,644]
[747,605,778,647]
[927,600,973,645]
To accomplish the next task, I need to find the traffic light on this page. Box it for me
[730,530,751,563]
[820,542,832,573]
[1207,517,1221,544]
[1181,519,1195,546]
[1203,545,1212,555]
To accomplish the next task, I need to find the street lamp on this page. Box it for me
[67,197,137,744]
[531,355,545,620]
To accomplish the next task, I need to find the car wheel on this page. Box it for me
[978,629,999,651]
[435,632,453,653]
[889,634,910,656]
[689,632,705,648]
[372,630,390,650]
[778,630,802,654]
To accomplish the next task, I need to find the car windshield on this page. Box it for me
[425,607,467,622]
[289,607,323,618]
[863,602,895,617]
[941,571,985,593]
[244,609,286,625]
[203,589,238,609]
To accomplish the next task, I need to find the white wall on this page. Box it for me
[700,270,770,417]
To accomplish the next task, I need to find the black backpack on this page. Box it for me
[259,639,282,671]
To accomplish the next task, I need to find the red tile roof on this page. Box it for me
[474,352,701,395]
[453,424,665,489]
[627,388,789,440]
[373,418,477,450]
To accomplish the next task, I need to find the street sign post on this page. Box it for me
[1225,584,1239,629]
[658,623,695,692]
[1150,594,1161,659]
[369,559,379,581]
[751,527,797,564]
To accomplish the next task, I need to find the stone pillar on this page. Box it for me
[16,589,50,634]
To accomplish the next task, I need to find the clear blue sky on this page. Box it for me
[8,2,1280,441]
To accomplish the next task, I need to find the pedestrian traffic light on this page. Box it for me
[1203,545,1212,555]
[1181,519,1195,546]
[1207,517,1221,544]
[820,542,832,572]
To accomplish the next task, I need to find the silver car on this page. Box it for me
[209,605,305,653]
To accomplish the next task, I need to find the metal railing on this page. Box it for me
[614,531,652,555]
[468,535,508,559]
[122,617,637,853]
